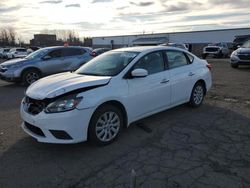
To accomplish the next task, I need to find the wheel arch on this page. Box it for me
[21,67,42,77]
[93,100,128,128]
[194,79,207,95]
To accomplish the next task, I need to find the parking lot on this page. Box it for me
[0,58,250,188]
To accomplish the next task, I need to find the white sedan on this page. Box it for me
[20,46,212,145]
[7,48,28,59]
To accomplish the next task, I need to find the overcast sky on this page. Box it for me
[0,0,250,42]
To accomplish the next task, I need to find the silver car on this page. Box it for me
[0,46,93,85]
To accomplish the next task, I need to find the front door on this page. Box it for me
[126,51,171,121]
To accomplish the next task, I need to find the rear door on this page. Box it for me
[61,48,88,71]
[165,50,195,105]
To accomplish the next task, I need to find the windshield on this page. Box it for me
[75,51,139,76]
[25,48,49,60]
[208,43,221,47]
[242,40,250,48]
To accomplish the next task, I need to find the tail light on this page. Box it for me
[206,63,212,70]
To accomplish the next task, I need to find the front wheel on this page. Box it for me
[22,69,41,86]
[189,82,205,107]
[88,104,123,145]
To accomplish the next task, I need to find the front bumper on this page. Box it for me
[230,55,250,65]
[0,71,20,82]
[20,102,95,144]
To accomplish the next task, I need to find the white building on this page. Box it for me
[92,28,250,55]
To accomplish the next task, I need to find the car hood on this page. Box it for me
[26,72,111,100]
[1,58,27,67]
[238,48,250,54]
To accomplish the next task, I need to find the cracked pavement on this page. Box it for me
[0,59,250,188]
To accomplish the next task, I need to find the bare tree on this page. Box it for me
[7,27,16,46]
[39,29,83,45]
[0,27,17,46]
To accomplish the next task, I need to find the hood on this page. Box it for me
[26,72,111,100]
[1,58,27,67]
[238,48,250,54]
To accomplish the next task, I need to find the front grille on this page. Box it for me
[25,122,45,137]
[205,47,219,52]
[24,97,48,115]
[238,54,250,60]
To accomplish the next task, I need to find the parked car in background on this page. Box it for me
[230,40,250,68]
[0,48,10,59]
[159,43,189,50]
[20,46,212,145]
[27,46,41,54]
[91,48,111,57]
[202,42,230,59]
[7,48,28,59]
[233,35,250,50]
[0,46,93,85]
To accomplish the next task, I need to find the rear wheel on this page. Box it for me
[189,82,205,107]
[22,69,41,86]
[88,104,123,145]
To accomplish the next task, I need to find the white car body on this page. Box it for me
[20,46,212,144]
[7,48,28,59]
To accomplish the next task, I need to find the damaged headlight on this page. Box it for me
[45,95,83,113]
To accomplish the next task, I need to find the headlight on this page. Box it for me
[232,51,238,56]
[45,95,83,113]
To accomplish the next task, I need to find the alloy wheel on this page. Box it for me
[95,111,120,142]
[26,72,40,84]
[193,85,204,105]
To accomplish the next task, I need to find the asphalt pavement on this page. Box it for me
[0,58,250,188]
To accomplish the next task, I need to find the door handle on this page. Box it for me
[161,79,169,84]
[188,72,195,76]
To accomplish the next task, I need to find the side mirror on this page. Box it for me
[42,55,51,60]
[131,68,148,78]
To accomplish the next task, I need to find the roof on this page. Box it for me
[113,46,186,53]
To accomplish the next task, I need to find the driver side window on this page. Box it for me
[47,49,62,59]
[134,51,165,75]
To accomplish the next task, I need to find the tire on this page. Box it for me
[22,69,41,86]
[88,104,123,145]
[189,82,205,107]
[231,63,238,68]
